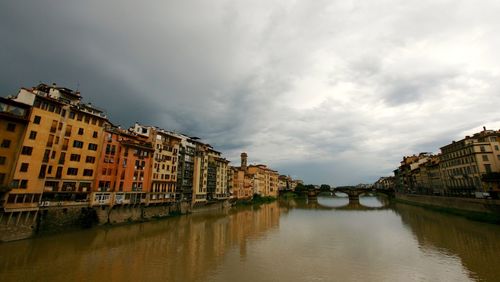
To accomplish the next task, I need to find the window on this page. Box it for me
[50,120,57,133]
[1,139,10,148]
[33,115,41,124]
[83,169,93,177]
[495,145,499,151]
[43,149,50,162]
[482,155,489,161]
[69,111,75,119]
[67,168,78,175]
[6,123,16,132]
[85,156,96,163]
[10,179,19,188]
[20,180,28,189]
[73,140,84,148]
[0,173,5,184]
[39,164,47,178]
[0,156,6,165]
[46,134,54,147]
[56,166,63,178]
[78,128,84,135]
[29,131,37,140]
[20,163,29,172]
[70,154,81,162]
[93,131,98,138]
[21,146,33,155]
[485,164,492,173]
[88,143,98,151]
[65,125,72,137]
[59,152,66,165]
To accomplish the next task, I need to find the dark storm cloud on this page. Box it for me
[2,0,500,185]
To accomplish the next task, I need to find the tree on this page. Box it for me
[320,184,331,191]
[295,183,306,193]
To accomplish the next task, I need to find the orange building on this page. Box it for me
[0,97,32,214]
[92,126,154,206]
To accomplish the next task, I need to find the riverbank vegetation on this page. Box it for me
[234,194,277,206]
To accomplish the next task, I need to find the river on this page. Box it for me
[1,196,500,282]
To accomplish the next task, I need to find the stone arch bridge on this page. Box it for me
[305,187,395,204]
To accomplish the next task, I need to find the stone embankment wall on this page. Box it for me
[0,201,201,242]
[0,211,37,242]
[396,194,500,215]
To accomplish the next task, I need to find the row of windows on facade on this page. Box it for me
[154,162,177,172]
[155,143,178,154]
[12,162,96,182]
[152,173,176,181]
[5,139,99,156]
[97,181,146,191]
[154,154,176,162]
[441,144,500,160]
[33,100,105,127]
[441,154,500,168]
[445,163,494,177]
[31,114,100,137]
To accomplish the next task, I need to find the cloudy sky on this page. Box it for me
[2,1,500,185]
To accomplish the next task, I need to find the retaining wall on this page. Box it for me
[396,193,500,215]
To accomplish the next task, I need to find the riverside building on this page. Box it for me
[92,126,154,206]
[131,123,181,203]
[439,128,500,193]
[0,82,290,241]
[10,84,108,205]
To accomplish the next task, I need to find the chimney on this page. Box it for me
[483,126,487,131]
[241,152,248,172]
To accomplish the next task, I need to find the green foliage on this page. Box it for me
[252,194,276,204]
[320,184,331,191]
[295,183,306,193]
[281,192,297,199]
[304,184,315,190]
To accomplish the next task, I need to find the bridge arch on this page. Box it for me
[309,187,394,207]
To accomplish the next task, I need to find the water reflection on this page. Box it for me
[395,203,500,282]
[1,200,499,282]
[0,203,281,282]
[316,195,391,210]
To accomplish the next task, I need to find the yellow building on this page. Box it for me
[440,128,500,194]
[192,140,210,204]
[10,84,109,206]
[247,164,279,198]
[131,123,181,203]
[230,153,279,199]
[215,157,230,199]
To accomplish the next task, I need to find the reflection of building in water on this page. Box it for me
[0,202,281,282]
[395,204,500,282]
